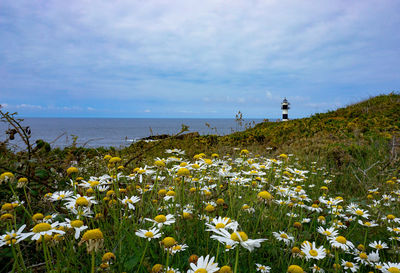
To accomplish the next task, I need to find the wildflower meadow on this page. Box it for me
[1,149,400,272]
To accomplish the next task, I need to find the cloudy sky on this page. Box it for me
[0,0,399,118]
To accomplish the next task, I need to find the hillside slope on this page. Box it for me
[222,93,399,163]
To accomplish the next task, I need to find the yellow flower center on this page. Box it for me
[359,252,368,259]
[345,262,353,268]
[102,252,116,261]
[154,160,165,167]
[387,214,396,220]
[219,265,232,273]
[258,191,273,200]
[144,231,154,238]
[90,181,100,187]
[162,237,176,248]
[205,205,215,212]
[375,244,383,249]
[1,203,13,211]
[309,249,318,257]
[1,213,13,220]
[335,236,347,244]
[215,223,226,229]
[81,229,104,241]
[323,231,331,236]
[291,247,300,254]
[32,213,44,221]
[33,223,52,233]
[194,269,207,273]
[172,245,182,250]
[158,189,167,196]
[388,268,400,273]
[76,197,89,206]
[204,159,213,165]
[71,220,84,228]
[166,191,175,196]
[155,215,167,223]
[176,168,190,176]
[288,265,304,273]
[230,231,248,242]
[67,167,78,175]
[280,233,288,239]
[355,210,364,215]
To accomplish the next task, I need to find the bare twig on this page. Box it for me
[50,132,67,144]
[82,138,105,148]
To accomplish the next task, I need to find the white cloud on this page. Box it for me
[16,104,43,110]
[144,109,151,113]
[0,0,399,117]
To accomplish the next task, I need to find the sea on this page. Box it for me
[0,118,267,149]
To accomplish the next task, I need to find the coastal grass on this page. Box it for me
[0,93,399,272]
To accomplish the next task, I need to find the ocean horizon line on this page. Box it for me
[19,116,275,120]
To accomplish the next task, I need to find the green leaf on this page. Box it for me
[35,169,49,180]
[124,256,139,270]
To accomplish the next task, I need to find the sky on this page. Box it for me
[0,0,399,118]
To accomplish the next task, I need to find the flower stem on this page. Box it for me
[91,251,95,273]
[216,242,220,262]
[136,241,149,273]
[234,246,240,273]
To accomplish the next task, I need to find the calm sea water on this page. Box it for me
[0,118,266,149]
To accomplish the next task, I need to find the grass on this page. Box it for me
[0,93,400,272]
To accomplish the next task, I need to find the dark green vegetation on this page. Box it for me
[1,93,400,273]
[1,93,399,199]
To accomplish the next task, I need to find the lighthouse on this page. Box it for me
[281,98,290,121]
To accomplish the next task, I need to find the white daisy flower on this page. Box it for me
[317,226,338,238]
[369,240,388,251]
[329,235,354,251]
[310,264,325,273]
[381,262,400,273]
[187,255,219,273]
[211,229,266,252]
[272,231,294,246]
[358,219,379,227]
[120,195,140,210]
[205,216,239,232]
[50,191,74,202]
[301,241,326,260]
[145,214,176,229]
[255,263,271,272]
[24,222,65,241]
[135,227,162,241]
[169,244,188,255]
[341,260,359,272]
[61,219,88,239]
[0,225,28,246]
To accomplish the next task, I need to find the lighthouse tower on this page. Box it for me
[281,98,290,121]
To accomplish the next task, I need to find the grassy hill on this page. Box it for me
[226,93,400,156]
[1,93,399,197]
[119,93,400,195]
